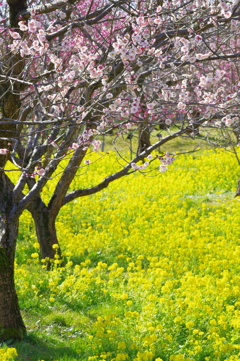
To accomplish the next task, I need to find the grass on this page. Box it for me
[3,146,240,361]
[102,126,234,156]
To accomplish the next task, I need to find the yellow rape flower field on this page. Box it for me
[4,148,240,361]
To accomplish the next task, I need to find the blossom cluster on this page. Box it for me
[1,0,239,184]
[12,147,240,361]
[0,347,17,361]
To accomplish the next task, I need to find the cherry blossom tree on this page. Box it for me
[1,0,240,340]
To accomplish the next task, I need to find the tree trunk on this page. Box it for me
[0,246,26,341]
[235,178,240,197]
[0,174,26,341]
[28,147,87,262]
[137,124,151,156]
[29,198,61,266]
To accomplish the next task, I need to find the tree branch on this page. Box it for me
[62,117,208,205]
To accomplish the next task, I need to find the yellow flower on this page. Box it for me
[186,321,194,329]
[174,316,182,323]
[31,253,39,259]
[117,342,126,350]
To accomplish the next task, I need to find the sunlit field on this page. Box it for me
[3,147,240,361]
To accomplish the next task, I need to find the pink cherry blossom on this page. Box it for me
[92,140,101,152]
[28,19,39,33]
[195,35,202,42]
[177,102,186,110]
[18,21,28,31]
[159,164,168,173]
[165,119,172,126]
[9,30,21,39]
[146,102,155,110]
[131,162,139,170]
[72,143,79,149]
[36,168,45,176]
[0,149,9,155]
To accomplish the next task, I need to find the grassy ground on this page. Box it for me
[102,126,235,156]
[2,146,240,361]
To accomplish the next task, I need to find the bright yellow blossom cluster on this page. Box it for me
[0,347,17,361]
[13,148,240,360]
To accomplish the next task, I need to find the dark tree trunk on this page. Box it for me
[137,124,151,156]
[233,121,240,144]
[1,1,27,162]
[0,0,32,341]
[0,246,26,341]
[28,147,87,262]
[0,173,26,341]
[7,0,27,27]
[28,198,61,266]
[34,210,59,260]
[235,178,240,197]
